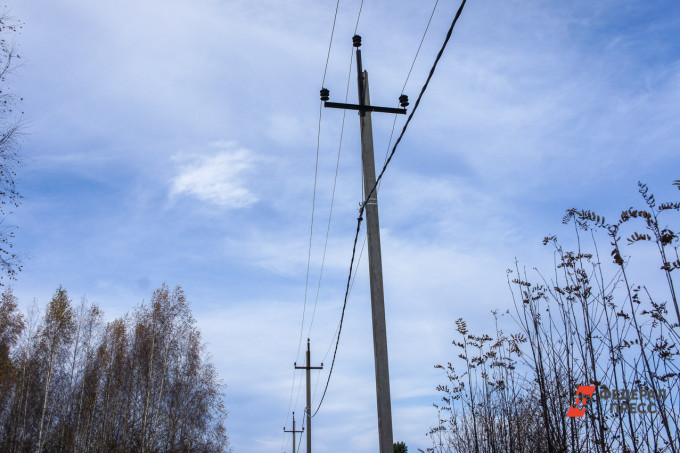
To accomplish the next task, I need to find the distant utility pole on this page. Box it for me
[295,339,323,453]
[284,412,304,453]
[320,35,408,453]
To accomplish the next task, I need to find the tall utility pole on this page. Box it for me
[295,339,323,453]
[284,412,303,453]
[321,35,408,453]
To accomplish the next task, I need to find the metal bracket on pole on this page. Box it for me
[284,412,304,453]
[294,339,323,453]
[324,101,406,115]
[320,35,408,119]
[320,35,399,453]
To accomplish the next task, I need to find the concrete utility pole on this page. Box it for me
[295,339,323,453]
[321,35,408,453]
[283,412,303,453]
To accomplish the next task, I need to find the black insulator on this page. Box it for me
[352,35,362,47]
[399,94,409,107]
[320,88,330,101]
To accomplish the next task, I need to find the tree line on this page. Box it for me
[0,10,230,453]
[0,10,23,282]
[425,181,680,453]
[0,284,229,452]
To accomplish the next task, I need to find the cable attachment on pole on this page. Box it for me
[352,34,362,47]
[320,88,330,101]
[399,94,409,107]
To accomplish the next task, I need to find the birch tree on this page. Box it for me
[0,287,24,428]
[36,287,75,452]
[0,284,229,452]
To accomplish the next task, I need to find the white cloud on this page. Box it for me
[11,1,680,453]
[170,142,258,208]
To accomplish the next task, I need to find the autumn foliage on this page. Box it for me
[0,284,229,452]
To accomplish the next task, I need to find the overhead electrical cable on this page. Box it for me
[281,367,298,453]
[311,0,468,417]
[322,0,342,86]
[293,365,305,422]
[307,3,364,340]
[297,0,344,361]
[312,231,367,404]
[354,0,364,34]
[308,0,365,342]
[402,0,439,95]
[307,41,357,340]
[384,0,440,165]
[297,415,306,453]
[307,0,366,405]
[283,2,342,451]
[311,205,363,417]
[365,0,466,210]
[314,0,435,403]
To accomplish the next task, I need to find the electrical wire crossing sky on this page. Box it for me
[7,0,680,452]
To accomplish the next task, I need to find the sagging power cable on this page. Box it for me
[311,0,468,417]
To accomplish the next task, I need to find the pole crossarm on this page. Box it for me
[294,339,323,453]
[324,101,406,115]
[320,34,397,453]
[284,412,304,453]
[320,35,408,121]
[283,427,304,434]
[356,35,396,453]
[293,365,324,370]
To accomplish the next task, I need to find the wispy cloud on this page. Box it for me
[170,141,258,208]
[9,1,680,452]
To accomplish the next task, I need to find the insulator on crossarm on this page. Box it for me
[320,88,330,101]
[399,94,409,107]
[352,35,362,47]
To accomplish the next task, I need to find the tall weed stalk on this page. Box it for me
[428,181,680,453]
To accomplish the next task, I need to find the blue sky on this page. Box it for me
[5,0,680,452]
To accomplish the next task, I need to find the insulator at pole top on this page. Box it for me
[399,94,409,107]
[320,88,330,101]
[352,35,362,47]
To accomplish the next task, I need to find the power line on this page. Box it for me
[288,106,318,447]
[322,0,342,86]
[319,0,438,388]
[281,368,299,453]
[284,2,342,450]
[299,0,365,369]
[311,0,468,417]
[312,203,364,417]
[365,0,467,211]
[303,0,365,411]
[293,366,305,424]
[383,0,440,165]
[297,414,306,453]
[354,0,364,34]
[307,39,356,340]
[298,0,344,360]
[402,0,439,95]
[312,231,367,404]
